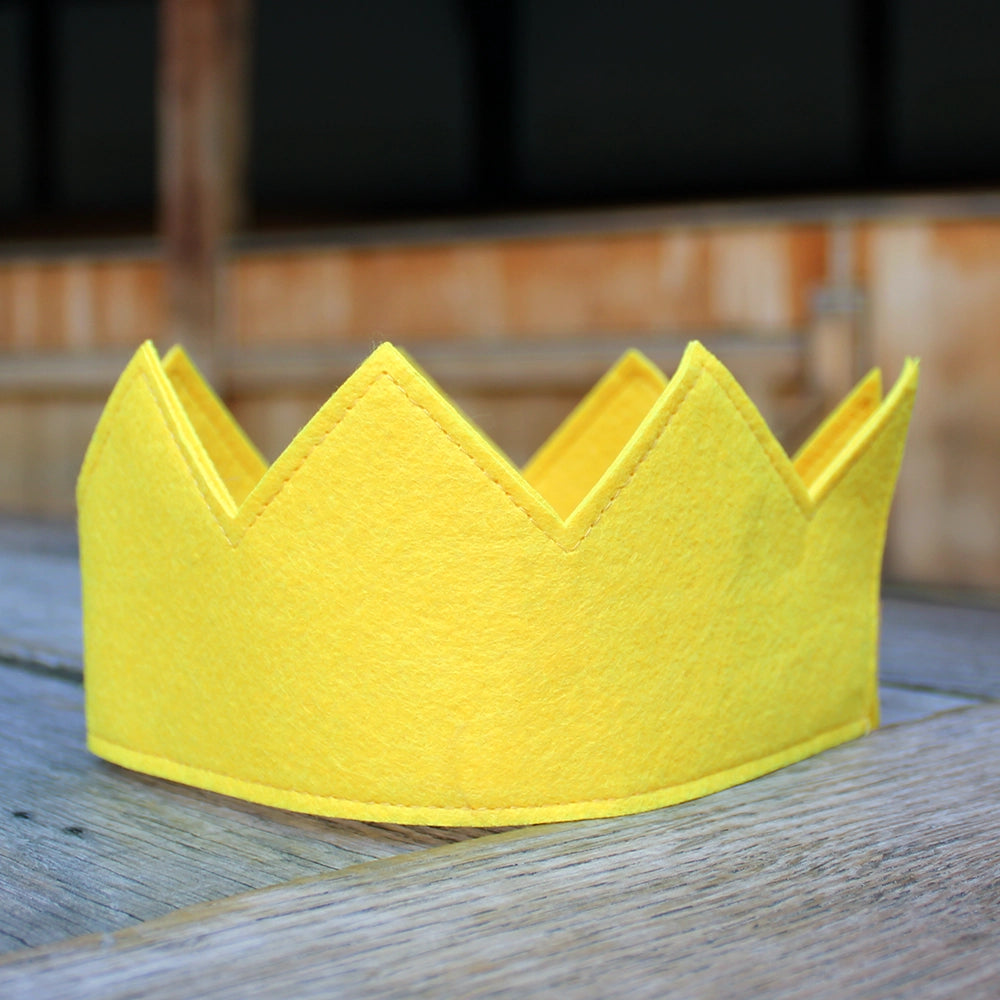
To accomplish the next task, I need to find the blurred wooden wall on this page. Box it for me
[0,205,998,592]
[0,219,826,506]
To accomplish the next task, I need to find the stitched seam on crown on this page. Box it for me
[170,373,261,484]
[386,368,704,554]
[238,368,390,537]
[92,715,866,811]
[77,367,143,507]
[703,364,813,518]
[239,367,702,552]
[79,366,246,541]
[568,368,703,551]
[382,378,563,547]
[137,373,237,546]
[237,369,701,553]
[96,364,704,553]
[89,357,817,551]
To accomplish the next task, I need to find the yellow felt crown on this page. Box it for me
[78,340,917,826]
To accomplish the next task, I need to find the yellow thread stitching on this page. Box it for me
[170,372,261,484]
[77,366,144,506]
[702,363,812,518]
[569,369,703,551]
[137,374,238,547]
[238,367,388,536]
[84,354,899,555]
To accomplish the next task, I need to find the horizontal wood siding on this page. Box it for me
[0,260,164,351]
[228,228,826,344]
[0,209,998,591]
[864,221,1000,589]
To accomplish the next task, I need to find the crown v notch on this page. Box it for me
[227,340,567,544]
[682,341,815,517]
[793,368,883,492]
[805,357,918,506]
[522,347,668,520]
[160,343,266,506]
[81,339,916,554]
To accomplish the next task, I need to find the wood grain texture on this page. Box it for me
[2,700,998,999]
[0,664,496,954]
[0,398,106,518]
[0,224,824,352]
[876,682,978,725]
[0,519,81,674]
[0,518,987,970]
[0,655,966,957]
[229,227,826,344]
[0,258,163,352]
[0,545,81,675]
[159,0,240,354]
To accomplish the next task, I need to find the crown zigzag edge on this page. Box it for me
[77,339,918,550]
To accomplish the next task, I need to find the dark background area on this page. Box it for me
[3,0,1000,234]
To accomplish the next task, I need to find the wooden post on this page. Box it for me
[159,0,250,374]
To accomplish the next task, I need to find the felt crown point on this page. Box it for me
[78,340,917,826]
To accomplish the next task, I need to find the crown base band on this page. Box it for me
[89,718,870,827]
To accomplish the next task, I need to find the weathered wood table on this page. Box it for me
[0,517,998,998]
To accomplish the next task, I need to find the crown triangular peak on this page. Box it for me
[229,341,566,544]
[82,339,916,554]
[561,339,816,538]
[558,340,703,531]
[672,344,918,517]
[683,342,813,516]
[614,348,668,388]
[78,340,161,505]
[229,342,431,536]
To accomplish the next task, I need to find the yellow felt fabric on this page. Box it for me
[793,369,882,491]
[522,350,667,518]
[161,346,265,506]
[79,341,917,826]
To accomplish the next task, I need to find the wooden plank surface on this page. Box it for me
[0,655,970,956]
[876,683,978,725]
[0,526,81,674]
[2,700,998,999]
[0,663,495,954]
[0,517,990,972]
[881,596,1000,698]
